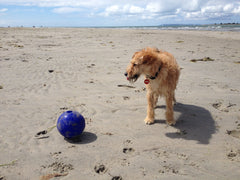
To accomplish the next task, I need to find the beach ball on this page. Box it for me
[57,111,85,139]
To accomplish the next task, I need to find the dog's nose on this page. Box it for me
[124,72,128,77]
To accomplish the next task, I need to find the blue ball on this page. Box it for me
[57,111,85,139]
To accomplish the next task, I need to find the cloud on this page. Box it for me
[0,0,239,24]
[182,0,201,11]
[128,5,144,14]
[181,2,240,20]
[233,5,240,14]
[0,8,8,12]
[223,4,234,12]
[0,0,111,8]
[102,4,144,17]
[146,2,162,13]
[52,7,82,14]
[104,5,120,15]
[101,1,202,20]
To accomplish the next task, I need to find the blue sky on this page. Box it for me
[0,0,240,27]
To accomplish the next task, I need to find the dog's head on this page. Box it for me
[124,48,160,83]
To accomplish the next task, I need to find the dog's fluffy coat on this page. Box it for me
[125,47,180,125]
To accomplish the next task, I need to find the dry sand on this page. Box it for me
[0,28,240,179]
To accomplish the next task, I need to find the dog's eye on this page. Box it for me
[132,63,137,66]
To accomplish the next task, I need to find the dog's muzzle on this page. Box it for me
[124,72,139,82]
[124,72,129,80]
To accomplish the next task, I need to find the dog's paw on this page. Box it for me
[144,117,154,125]
[166,120,176,126]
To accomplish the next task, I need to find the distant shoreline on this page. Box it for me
[1,23,240,31]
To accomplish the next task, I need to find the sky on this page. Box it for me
[0,0,240,27]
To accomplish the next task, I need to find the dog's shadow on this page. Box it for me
[155,103,216,144]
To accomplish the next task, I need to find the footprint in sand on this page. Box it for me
[212,100,237,112]
[226,130,240,139]
[41,161,74,174]
[111,176,123,180]
[212,101,223,109]
[40,161,73,180]
[94,164,107,174]
[94,164,123,180]
[159,165,179,174]
[123,147,135,154]
[227,149,240,161]
[123,140,135,154]
[123,96,130,100]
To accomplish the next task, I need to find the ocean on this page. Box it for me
[157,24,240,31]
[4,24,240,31]
[99,24,240,32]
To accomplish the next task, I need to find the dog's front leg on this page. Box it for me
[153,93,159,108]
[144,92,155,124]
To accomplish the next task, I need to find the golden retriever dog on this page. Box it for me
[124,47,180,125]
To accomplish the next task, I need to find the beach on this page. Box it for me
[0,28,240,179]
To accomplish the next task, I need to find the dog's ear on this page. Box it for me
[141,54,155,64]
[132,52,138,59]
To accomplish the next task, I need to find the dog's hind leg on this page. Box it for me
[144,92,155,125]
[165,92,176,125]
[173,92,177,105]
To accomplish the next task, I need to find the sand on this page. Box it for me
[0,28,240,180]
